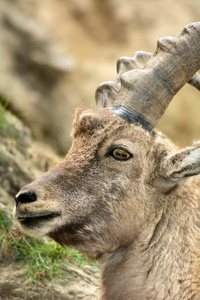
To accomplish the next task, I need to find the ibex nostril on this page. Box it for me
[15,191,37,205]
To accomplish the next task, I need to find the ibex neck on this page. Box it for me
[100,187,200,300]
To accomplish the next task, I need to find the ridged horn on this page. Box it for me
[95,81,121,108]
[111,22,200,132]
[95,51,152,108]
[188,72,200,91]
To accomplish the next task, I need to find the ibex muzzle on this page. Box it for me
[14,23,200,299]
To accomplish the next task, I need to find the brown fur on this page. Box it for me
[14,108,200,299]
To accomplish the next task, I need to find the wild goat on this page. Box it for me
[14,23,200,299]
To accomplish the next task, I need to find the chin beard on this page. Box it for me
[48,220,104,259]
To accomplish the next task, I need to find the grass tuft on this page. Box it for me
[0,212,98,286]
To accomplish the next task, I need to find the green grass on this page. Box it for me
[0,211,98,286]
[0,99,10,133]
[0,98,18,138]
[0,98,27,140]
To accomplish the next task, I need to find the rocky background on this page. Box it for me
[0,0,199,299]
[0,0,200,154]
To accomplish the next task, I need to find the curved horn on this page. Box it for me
[95,51,152,108]
[112,22,200,132]
[188,72,200,91]
[95,81,121,108]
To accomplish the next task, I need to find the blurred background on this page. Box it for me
[0,0,200,155]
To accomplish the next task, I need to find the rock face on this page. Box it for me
[0,106,59,209]
[0,0,199,153]
[0,0,76,153]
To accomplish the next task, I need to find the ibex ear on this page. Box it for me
[161,142,200,184]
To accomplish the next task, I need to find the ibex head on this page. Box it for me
[14,22,200,278]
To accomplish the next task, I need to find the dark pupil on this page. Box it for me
[113,149,129,160]
[117,152,126,158]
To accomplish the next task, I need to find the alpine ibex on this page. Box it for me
[14,23,200,299]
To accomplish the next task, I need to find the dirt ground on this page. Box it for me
[0,261,100,300]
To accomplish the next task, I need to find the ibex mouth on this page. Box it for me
[16,212,61,225]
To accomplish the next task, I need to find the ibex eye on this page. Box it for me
[110,148,132,161]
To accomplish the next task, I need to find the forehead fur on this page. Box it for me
[72,107,153,151]
[72,107,115,138]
